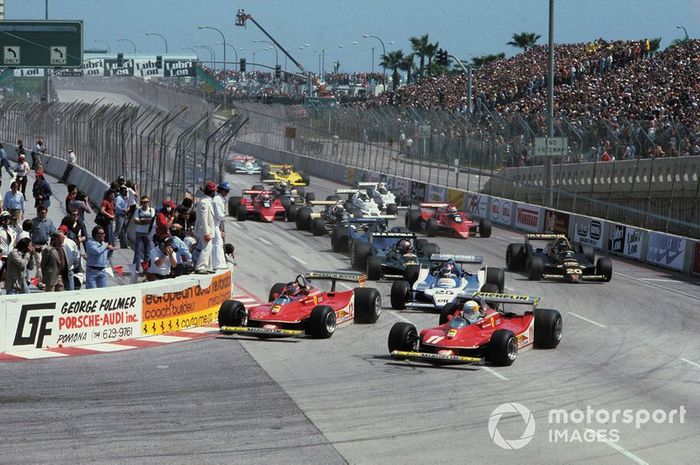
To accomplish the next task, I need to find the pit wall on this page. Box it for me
[235,140,700,276]
[1,270,231,353]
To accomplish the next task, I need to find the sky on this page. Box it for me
[6,0,699,74]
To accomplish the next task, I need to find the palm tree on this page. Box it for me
[471,53,505,68]
[409,34,431,77]
[398,52,415,84]
[380,50,404,90]
[425,42,438,74]
[507,32,542,52]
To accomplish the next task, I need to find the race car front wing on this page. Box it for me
[391,350,483,365]
[220,326,304,337]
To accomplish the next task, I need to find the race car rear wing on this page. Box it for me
[460,292,540,307]
[269,164,293,169]
[357,182,378,188]
[242,189,267,195]
[525,233,568,241]
[261,179,281,184]
[370,232,417,239]
[336,188,362,195]
[419,202,450,208]
[305,270,367,290]
[430,253,483,264]
[348,217,391,224]
[309,200,338,206]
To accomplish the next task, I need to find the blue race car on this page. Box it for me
[390,254,505,311]
[226,155,262,174]
[331,217,394,253]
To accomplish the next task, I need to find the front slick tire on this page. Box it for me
[307,305,336,338]
[388,322,418,354]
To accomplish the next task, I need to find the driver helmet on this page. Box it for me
[464,300,480,318]
[260,192,271,202]
[357,191,369,202]
[397,239,412,254]
[376,182,388,194]
[279,180,288,189]
[554,237,568,253]
[285,282,301,296]
[332,200,345,215]
[439,261,457,277]
[447,205,458,213]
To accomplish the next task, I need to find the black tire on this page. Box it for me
[390,226,410,233]
[580,245,595,264]
[406,209,422,232]
[287,204,299,222]
[218,300,247,329]
[439,301,459,325]
[534,308,563,349]
[426,218,439,237]
[301,174,311,186]
[528,256,544,281]
[307,305,336,338]
[305,192,316,202]
[479,218,492,238]
[595,257,613,282]
[331,226,349,252]
[252,184,264,192]
[294,186,305,197]
[236,204,247,221]
[295,207,312,230]
[403,265,420,286]
[228,196,241,217]
[260,164,270,180]
[487,329,518,366]
[352,242,371,271]
[326,194,341,201]
[367,255,383,280]
[388,322,418,354]
[484,267,505,292]
[311,217,326,236]
[386,203,398,215]
[506,243,526,271]
[353,287,381,323]
[280,196,292,211]
[268,283,286,302]
[390,280,411,310]
[421,242,440,260]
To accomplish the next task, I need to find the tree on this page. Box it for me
[409,34,432,77]
[471,53,506,67]
[398,52,416,84]
[648,37,662,53]
[507,32,542,52]
[380,50,404,90]
[425,42,439,74]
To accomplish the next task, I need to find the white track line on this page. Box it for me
[615,270,699,299]
[259,237,272,245]
[3,350,67,359]
[639,278,681,283]
[388,311,508,381]
[680,358,700,369]
[567,311,607,328]
[594,433,649,465]
[289,255,307,265]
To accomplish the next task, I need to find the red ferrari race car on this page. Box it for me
[387,292,562,366]
[228,186,286,222]
[219,271,381,339]
[405,202,492,239]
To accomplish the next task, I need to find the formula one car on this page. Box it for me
[390,254,505,311]
[218,271,381,339]
[351,231,440,283]
[330,217,391,253]
[405,203,492,239]
[332,188,384,217]
[260,163,310,186]
[295,200,349,234]
[358,182,401,215]
[506,234,612,282]
[225,155,262,174]
[388,292,562,366]
[228,187,286,222]
[262,180,315,222]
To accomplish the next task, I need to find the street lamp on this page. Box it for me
[314,44,343,81]
[362,34,389,82]
[195,45,215,65]
[676,25,689,41]
[198,25,228,110]
[116,38,137,53]
[253,40,278,67]
[94,40,111,53]
[145,32,168,53]
[182,47,199,57]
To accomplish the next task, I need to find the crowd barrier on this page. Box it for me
[235,140,700,277]
[0,270,231,353]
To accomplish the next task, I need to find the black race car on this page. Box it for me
[506,233,612,282]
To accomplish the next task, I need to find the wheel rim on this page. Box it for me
[507,337,518,361]
[238,309,248,327]
[553,317,562,342]
[373,296,382,318]
[408,328,419,350]
[325,312,336,333]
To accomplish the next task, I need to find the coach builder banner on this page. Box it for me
[141,271,231,336]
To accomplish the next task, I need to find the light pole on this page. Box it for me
[545,0,555,206]
[117,38,137,53]
[182,47,199,57]
[195,45,215,65]
[363,34,387,81]
[253,40,278,67]
[198,25,228,110]
[145,32,168,53]
[676,25,689,40]
[94,40,111,53]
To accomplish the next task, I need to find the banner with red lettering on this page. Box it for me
[514,204,542,232]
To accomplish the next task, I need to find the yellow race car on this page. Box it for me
[260,163,310,186]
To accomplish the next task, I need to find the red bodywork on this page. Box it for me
[419,307,534,357]
[416,203,479,239]
[239,189,286,222]
[247,287,356,331]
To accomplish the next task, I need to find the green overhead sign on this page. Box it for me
[0,20,83,68]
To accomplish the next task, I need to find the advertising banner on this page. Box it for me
[693,243,700,274]
[447,188,465,210]
[164,59,196,77]
[466,194,489,218]
[386,177,411,204]
[489,198,514,226]
[544,209,570,234]
[573,217,604,249]
[426,185,446,202]
[141,272,231,335]
[345,167,357,185]
[608,224,643,259]
[646,232,686,271]
[410,182,427,202]
[5,289,141,351]
[514,205,542,232]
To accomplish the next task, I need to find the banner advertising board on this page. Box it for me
[646,232,686,271]
[426,185,446,202]
[5,289,141,351]
[544,209,570,234]
[466,194,489,218]
[608,224,643,259]
[693,243,700,274]
[410,182,427,202]
[447,189,465,210]
[490,198,514,226]
[514,205,542,232]
[573,217,604,248]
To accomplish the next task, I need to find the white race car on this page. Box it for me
[358,182,399,215]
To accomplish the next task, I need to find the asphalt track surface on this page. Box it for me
[2,97,700,465]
